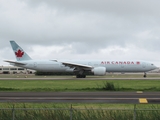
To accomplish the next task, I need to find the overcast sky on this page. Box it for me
[1,0,160,66]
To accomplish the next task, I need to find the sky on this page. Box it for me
[0,0,160,66]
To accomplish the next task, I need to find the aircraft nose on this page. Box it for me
[150,64,158,70]
[153,65,158,69]
[155,66,159,69]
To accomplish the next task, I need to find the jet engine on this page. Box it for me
[92,67,106,76]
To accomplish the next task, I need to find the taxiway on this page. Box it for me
[0,92,159,103]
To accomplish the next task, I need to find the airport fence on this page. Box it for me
[0,105,160,120]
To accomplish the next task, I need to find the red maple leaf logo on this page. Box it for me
[15,49,24,57]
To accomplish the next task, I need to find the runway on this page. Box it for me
[0,92,160,103]
[0,77,160,80]
[0,72,160,80]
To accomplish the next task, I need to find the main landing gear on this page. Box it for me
[143,72,147,78]
[76,74,86,78]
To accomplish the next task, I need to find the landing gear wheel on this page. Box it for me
[76,75,86,78]
[82,75,86,78]
[143,73,147,78]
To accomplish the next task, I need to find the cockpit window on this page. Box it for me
[151,64,154,66]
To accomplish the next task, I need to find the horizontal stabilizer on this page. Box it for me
[4,60,26,65]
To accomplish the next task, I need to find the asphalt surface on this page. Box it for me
[0,77,160,80]
[0,92,160,103]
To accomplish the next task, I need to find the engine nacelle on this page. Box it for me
[92,67,106,76]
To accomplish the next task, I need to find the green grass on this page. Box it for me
[0,73,160,92]
[0,79,159,91]
[0,103,133,108]
[3,103,160,109]
[0,103,159,120]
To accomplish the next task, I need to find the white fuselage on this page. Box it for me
[12,60,157,73]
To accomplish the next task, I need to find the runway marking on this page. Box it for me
[137,91,143,93]
[139,98,148,103]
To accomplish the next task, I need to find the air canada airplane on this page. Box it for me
[5,41,157,78]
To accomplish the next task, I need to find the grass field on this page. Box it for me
[0,73,160,91]
[0,103,159,120]
[0,102,160,109]
[0,79,160,91]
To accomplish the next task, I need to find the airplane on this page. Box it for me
[4,41,157,78]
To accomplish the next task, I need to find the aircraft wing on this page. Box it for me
[61,61,93,70]
[4,60,26,65]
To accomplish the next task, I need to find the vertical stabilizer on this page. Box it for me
[10,41,32,61]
